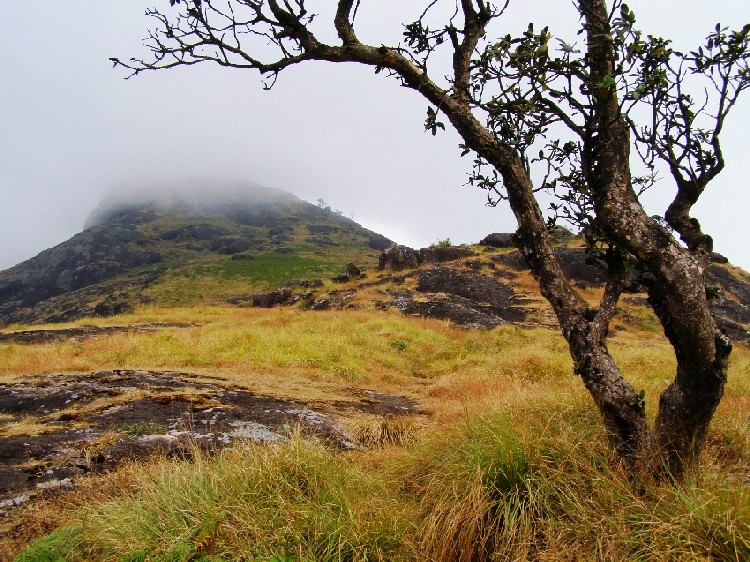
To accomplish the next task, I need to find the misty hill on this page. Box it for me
[0,184,392,325]
[1,181,749,346]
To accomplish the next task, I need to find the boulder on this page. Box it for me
[419,246,475,264]
[378,245,421,271]
[417,267,515,307]
[346,262,361,278]
[251,288,292,308]
[397,295,507,328]
[310,299,333,310]
[480,228,571,248]
[388,288,526,328]
[211,236,252,255]
[479,233,515,248]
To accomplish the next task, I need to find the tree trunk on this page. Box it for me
[579,0,731,478]
[566,322,653,464]
[321,3,730,478]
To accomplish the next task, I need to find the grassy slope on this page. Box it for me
[3,305,750,561]
[0,198,386,325]
[129,207,384,306]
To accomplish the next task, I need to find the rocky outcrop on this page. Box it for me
[210,235,253,255]
[381,267,527,328]
[480,228,571,248]
[492,247,608,287]
[480,232,515,248]
[417,267,515,306]
[0,369,419,508]
[394,293,507,328]
[0,224,161,323]
[378,245,421,271]
[251,288,292,308]
[378,245,475,271]
[419,246,475,264]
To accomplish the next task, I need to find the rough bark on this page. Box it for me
[578,0,730,476]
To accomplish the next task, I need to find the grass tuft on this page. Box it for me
[346,415,422,448]
[13,525,81,562]
[73,430,413,561]
[397,401,750,561]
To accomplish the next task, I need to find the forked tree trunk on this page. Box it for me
[576,0,731,478]
[379,0,731,479]
[431,0,733,479]
[324,0,731,479]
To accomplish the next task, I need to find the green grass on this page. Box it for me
[140,254,327,307]
[14,526,82,562]
[68,432,413,561]
[216,252,339,285]
[5,308,750,560]
[20,402,750,562]
[141,251,365,307]
[399,403,750,561]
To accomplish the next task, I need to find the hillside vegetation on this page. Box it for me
[0,185,391,325]
[3,303,749,560]
[1,187,749,560]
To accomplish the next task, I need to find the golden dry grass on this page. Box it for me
[4,305,750,561]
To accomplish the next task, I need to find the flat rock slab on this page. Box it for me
[0,370,418,513]
[0,322,195,345]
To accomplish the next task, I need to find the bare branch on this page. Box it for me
[334,0,359,45]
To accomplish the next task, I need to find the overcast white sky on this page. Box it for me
[1,1,748,271]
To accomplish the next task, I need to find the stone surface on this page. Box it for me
[479,232,515,248]
[417,267,516,306]
[251,288,292,308]
[378,245,421,271]
[381,267,528,328]
[0,370,419,510]
[419,246,475,264]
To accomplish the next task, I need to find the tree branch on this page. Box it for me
[335,0,359,45]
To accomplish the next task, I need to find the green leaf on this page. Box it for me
[600,74,616,90]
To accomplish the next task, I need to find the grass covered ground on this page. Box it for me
[3,306,749,560]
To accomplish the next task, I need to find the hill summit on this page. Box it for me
[0,183,393,325]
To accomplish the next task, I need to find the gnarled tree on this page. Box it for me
[115,0,750,479]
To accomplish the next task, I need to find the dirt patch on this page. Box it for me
[0,370,418,516]
[331,390,420,415]
[0,322,195,345]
